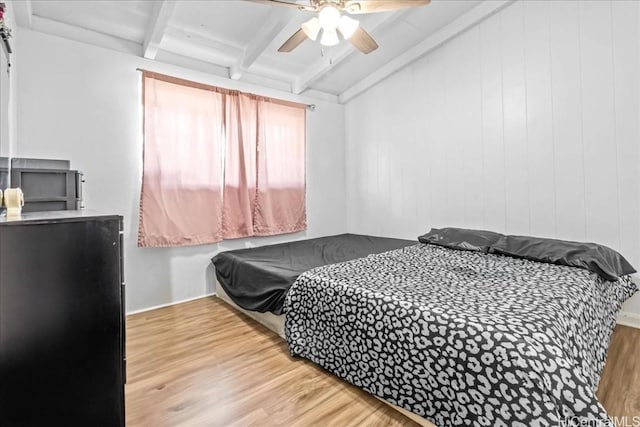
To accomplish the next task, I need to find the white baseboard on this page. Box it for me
[617,310,640,329]
[126,292,216,315]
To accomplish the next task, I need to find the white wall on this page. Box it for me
[0,2,17,160]
[0,43,10,159]
[16,29,346,313]
[345,0,640,315]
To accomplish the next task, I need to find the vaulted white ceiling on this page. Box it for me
[13,0,510,102]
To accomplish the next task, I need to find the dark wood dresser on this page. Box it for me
[0,211,125,426]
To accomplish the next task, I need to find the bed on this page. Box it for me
[212,229,638,426]
[213,233,414,315]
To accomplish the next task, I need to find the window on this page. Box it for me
[138,71,306,247]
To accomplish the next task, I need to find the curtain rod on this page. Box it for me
[136,68,315,111]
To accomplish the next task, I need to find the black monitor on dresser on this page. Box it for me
[0,157,7,216]
[0,157,7,192]
[10,157,83,212]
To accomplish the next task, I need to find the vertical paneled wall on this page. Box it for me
[345,1,639,312]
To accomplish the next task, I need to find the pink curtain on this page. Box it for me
[138,73,225,247]
[254,100,306,235]
[222,93,257,238]
[138,71,306,247]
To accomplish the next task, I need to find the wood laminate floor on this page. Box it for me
[126,297,640,426]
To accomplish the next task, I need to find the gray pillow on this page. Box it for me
[418,228,503,252]
[490,235,636,281]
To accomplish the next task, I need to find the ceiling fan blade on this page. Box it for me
[348,26,378,54]
[278,28,309,52]
[344,0,430,14]
[247,0,314,12]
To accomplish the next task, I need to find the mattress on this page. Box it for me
[285,244,638,426]
[216,280,286,338]
[212,233,414,314]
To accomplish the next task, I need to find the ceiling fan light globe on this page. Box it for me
[318,5,341,29]
[337,15,359,40]
[301,17,321,40]
[320,27,340,46]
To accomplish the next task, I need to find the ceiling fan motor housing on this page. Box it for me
[272,0,431,54]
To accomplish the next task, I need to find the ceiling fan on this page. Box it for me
[255,0,431,54]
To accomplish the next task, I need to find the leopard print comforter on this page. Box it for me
[284,244,638,426]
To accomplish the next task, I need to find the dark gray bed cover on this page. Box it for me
[212,233,414,314]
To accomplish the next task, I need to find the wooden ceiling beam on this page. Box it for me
[143,0,178,60]
[230,8,296,80]
[31,15,142,56]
